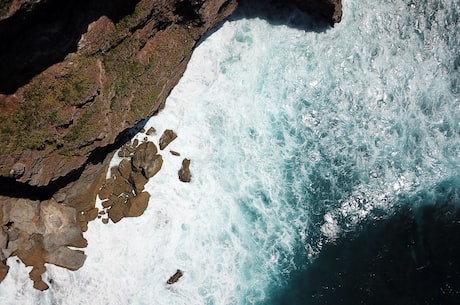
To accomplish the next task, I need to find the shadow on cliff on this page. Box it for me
[0,0,140,94]
[198,0,332,48]
[268,177,460,305]
[0,119,148,200]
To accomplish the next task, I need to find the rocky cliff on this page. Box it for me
[0,0,341,289]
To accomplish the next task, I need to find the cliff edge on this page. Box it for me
[0,0,341,289]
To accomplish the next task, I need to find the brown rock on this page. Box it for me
[108,202,126,223]
[98,178,114,200]
[40,199,85,252]
[125,192,150,218]
[170,150,180,156]
[129,171,148,194]
[84,207,99,222]
[116,158,132,180]
[159,129,177,150]
[45,246,86,271]
[178,158,191,183]
[0,261,8,283]
[146,127,156,135]
[10,162,25,178]
[132,142,163,178]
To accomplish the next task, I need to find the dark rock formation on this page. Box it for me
[293,0,342,25]
[167,269,184,284]
[178,158,192,182]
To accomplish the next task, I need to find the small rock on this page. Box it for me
[170,150,180,156]
[133,138,139,147]
[102,218,109,224]
[10,163,25,179]
[159,129,177,150]
[146,127,156,135]
[167,269,183,284]
[132,142,162,178]
[178,159,191,183]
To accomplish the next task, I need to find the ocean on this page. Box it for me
[1,0,459,304]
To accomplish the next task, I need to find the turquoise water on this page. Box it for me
[0,0,459,304]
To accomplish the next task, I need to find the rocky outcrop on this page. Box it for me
[0,0,342,290]
[0,196,87,290]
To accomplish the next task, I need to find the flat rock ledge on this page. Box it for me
[1,197,87,290]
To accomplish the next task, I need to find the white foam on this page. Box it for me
[1,0,458,303]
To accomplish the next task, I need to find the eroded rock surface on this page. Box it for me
[0,196,87,290]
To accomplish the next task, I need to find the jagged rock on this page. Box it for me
[159,129,177,150]
[178,159,191,183]
[167,269,183,284]
[45,246,86,271]
[125,192,150,218]
[132,142,163,179]
[146,127,156,135]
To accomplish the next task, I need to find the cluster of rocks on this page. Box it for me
[0,197,87,290]
[97,128,191,224]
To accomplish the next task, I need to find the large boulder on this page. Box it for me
[132,142,163,179]
[125,192,150,218]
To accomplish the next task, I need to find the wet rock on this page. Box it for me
[159,129,177,150]
[178,158,191,183]
[116,159,132,180]
[132,142,162,179]
[146,127,156,135]
[125,192,150,218]
[170,150,180,156]
[83,207,99,222]
[129,171,148,194]
[45,246,86,271]
[167,269,183,284]
[108,202,126,223]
